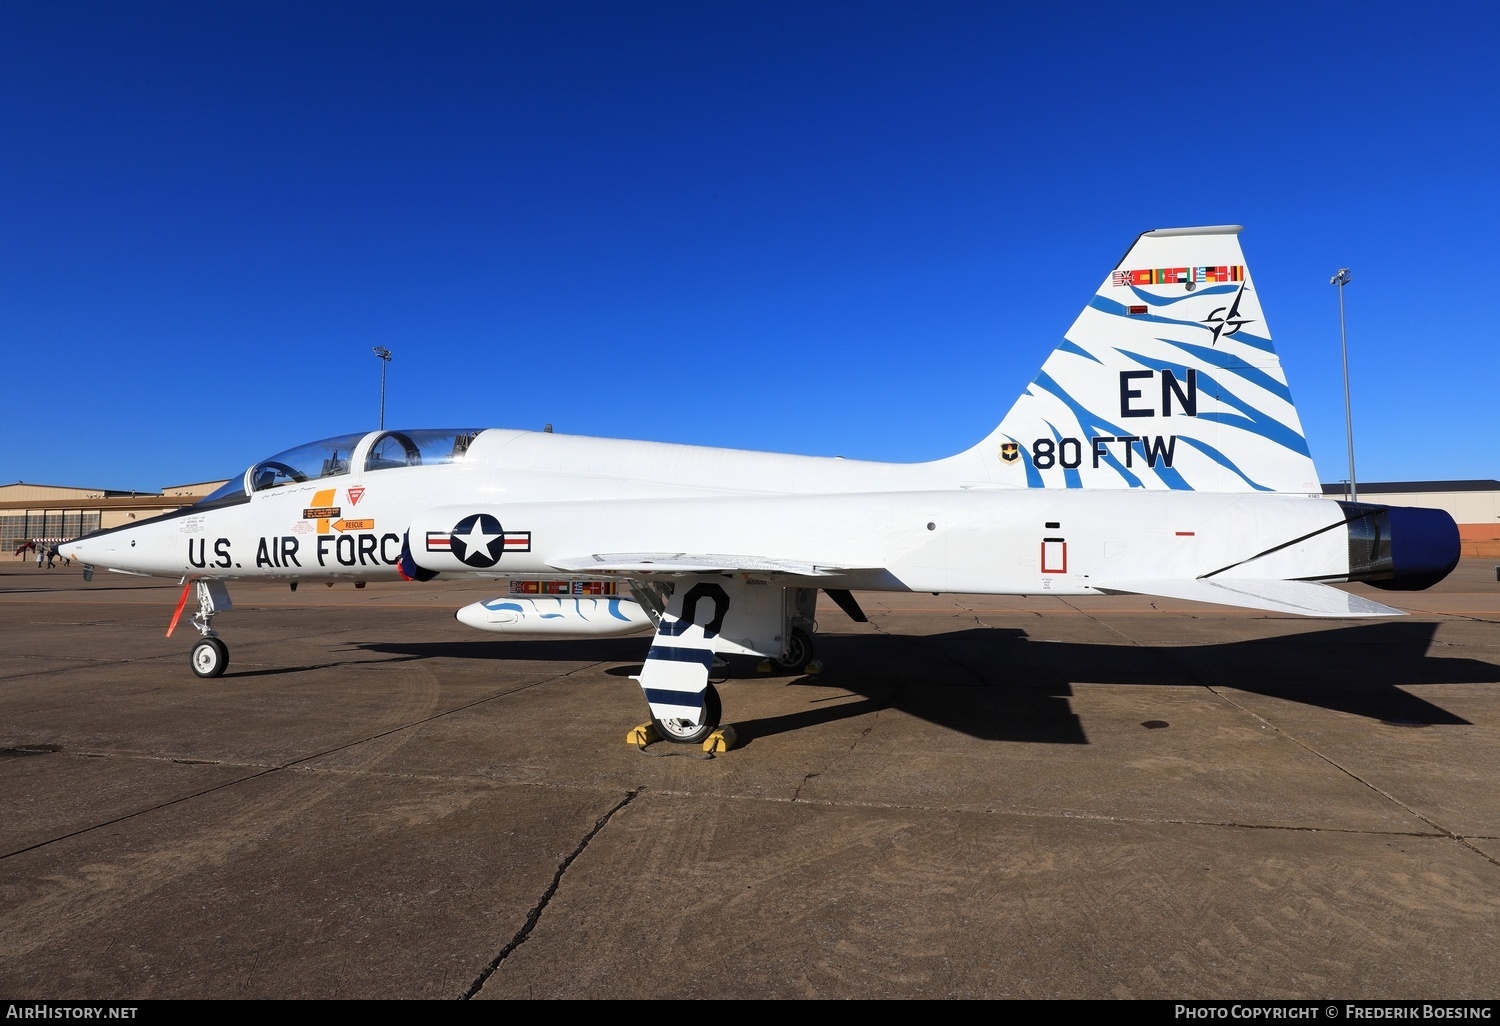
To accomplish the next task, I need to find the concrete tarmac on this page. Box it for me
[2,559,1499,999]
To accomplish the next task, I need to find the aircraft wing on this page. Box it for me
[1093,578,1405,617]
[547,552,859,577]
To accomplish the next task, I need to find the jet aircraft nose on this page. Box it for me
[60,530,113,568]
[59,521,171,576]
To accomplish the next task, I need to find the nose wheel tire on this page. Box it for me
[190,638,229,679]
[651,684,721,744]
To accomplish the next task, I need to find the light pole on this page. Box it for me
[372,346,392,430]
[1329,269,1355,502]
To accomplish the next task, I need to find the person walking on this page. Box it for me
[36,541,45,567]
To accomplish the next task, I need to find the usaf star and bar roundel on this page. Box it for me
[426,514,531,568]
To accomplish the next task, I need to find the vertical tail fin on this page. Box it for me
[970,226,1320,494]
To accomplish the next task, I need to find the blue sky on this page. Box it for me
[4,1,1496,490]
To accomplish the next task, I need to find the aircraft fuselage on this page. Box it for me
[67,426,1453,601]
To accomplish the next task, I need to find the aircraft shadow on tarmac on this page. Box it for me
[357,620,1499,746]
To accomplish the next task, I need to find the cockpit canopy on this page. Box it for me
[192,428,482,509]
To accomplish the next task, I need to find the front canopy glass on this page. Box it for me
[249,432,367,492]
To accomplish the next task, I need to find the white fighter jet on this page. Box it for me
[63,226,1460,744]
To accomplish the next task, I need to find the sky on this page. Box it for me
[3,1,1497,491]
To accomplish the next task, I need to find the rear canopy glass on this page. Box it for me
[364,429,480,472]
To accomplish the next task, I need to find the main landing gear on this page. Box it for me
[651,683,722,745]
[774,627,814,673]
[632,579,825,747]
[645,630,811,748]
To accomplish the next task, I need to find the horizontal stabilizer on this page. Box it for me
[1095,578,1405,617]
[548,552,854,577]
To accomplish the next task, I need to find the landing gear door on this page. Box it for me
[707,578,791,659]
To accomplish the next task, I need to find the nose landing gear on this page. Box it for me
[170,579,234,679]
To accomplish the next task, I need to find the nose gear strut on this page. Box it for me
[167,579,234,679]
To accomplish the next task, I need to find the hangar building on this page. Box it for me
[3,480,227,556]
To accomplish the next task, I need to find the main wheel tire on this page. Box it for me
[190,638,229,679]
[652,684,722,745]
[773,628,814,672]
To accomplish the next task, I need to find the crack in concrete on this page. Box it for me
[790,720,877,802]
[791,770,821,801]
[461,788,641,999]
[782,616,906,801]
